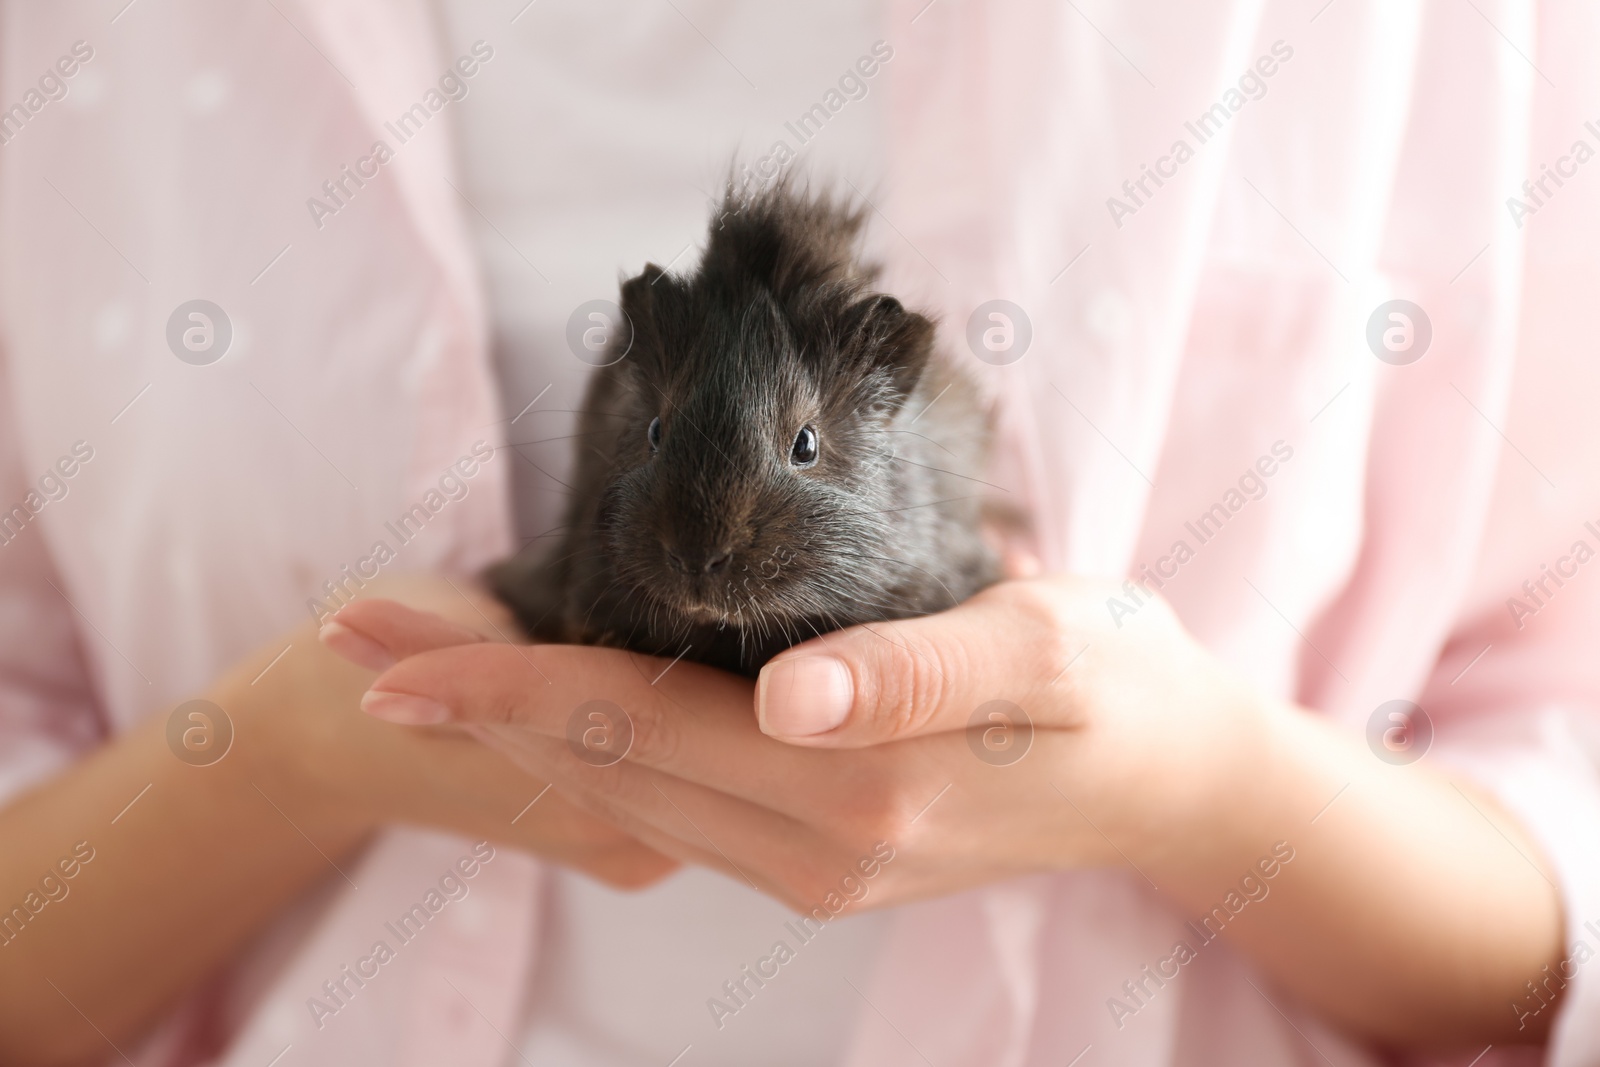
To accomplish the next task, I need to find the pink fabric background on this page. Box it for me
[1,0,1596,1064]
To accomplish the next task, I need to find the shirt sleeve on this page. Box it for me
[1422,579,1600,1061]
[1420,7,1600,1055]
[0,345,104,806]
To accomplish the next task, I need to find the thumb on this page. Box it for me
[755,581,1063,747]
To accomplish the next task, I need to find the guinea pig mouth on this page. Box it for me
[676,597,736,625]
[656,577,743,625]
[629,528,801,627]
[651,568,791,628]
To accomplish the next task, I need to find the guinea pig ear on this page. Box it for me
[619,262,666,322]
[845,294,935,400]
[618,263,672,373]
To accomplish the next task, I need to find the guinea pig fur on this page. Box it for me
[489,177,998,676]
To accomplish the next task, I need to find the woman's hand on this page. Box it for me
[0,573,671,1067]
[331,576,1267,909]
[335,575,1564,1049]
[242,572,678,889]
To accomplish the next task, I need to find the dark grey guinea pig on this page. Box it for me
[488,179,998,676]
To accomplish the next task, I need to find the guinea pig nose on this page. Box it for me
[662,543,733,574]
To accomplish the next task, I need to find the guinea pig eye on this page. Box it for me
[790,425,819,467]
[647,416,662,452]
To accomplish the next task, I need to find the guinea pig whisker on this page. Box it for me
[884,427,958,458]
[522,518,599,544]
[836,495,983,518]
[834,550,961,609]
[502,429,613,448]
[579,573,635,629]
[515,407,634,420]
[534,544,607,572]
[505,448,582,494]
[517,526,586,545]
[884,455,1009,494]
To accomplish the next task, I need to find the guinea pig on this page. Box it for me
[488,178,998,676]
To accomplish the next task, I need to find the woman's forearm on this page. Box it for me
[0,650,371,1067]
[326,581,1572,1052]
[1147,701,1563,1048]
[0,592,674,1067]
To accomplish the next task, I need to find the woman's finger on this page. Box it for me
[359,641,885,822]
[754,578,1078,747]
[459,720,846,908]
[319,598,485,671]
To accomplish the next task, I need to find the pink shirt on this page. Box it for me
[2,2,1597,1064]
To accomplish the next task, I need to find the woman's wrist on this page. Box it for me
[1123,665,1305,911]
[1132,682,1566,1042]
[218,625,381,843]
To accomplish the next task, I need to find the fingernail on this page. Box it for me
[319,621,396,672]
[757,656,853,738]
[361,690,451,725]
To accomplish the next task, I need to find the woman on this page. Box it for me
[1,1,1596,1064]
